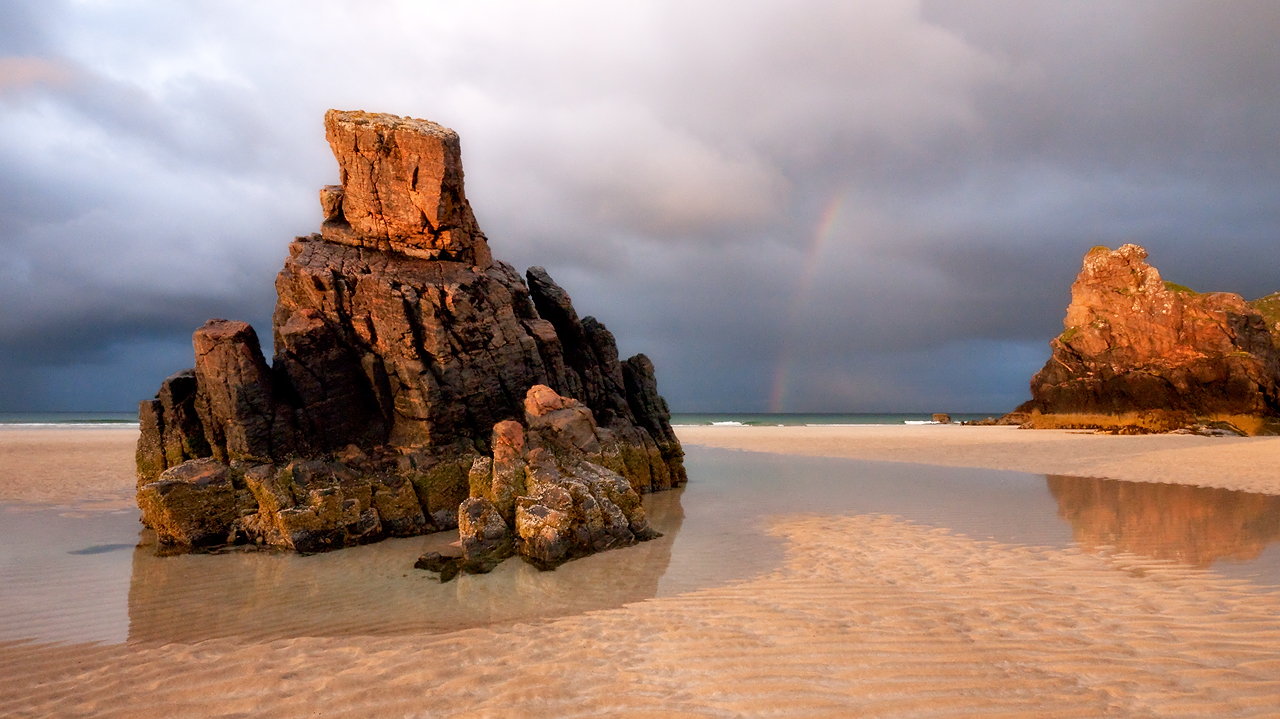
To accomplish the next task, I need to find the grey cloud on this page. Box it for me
[0,0,53,57]
[2,0,1278,413]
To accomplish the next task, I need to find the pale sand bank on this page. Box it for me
[4,515,1280,717]
[0,428,138,509]
[677,424,1280,495]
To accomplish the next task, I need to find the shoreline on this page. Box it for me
[675,424,1280,496]
[6,423,1280,509]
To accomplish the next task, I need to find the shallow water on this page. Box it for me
[3,446,1280,646]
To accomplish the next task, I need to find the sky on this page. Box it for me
[2,0,1279,414]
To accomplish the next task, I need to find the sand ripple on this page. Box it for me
[5,514,1280,717]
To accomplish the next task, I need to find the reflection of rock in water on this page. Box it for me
[128,489,683,644]
[1047,475,1280,567]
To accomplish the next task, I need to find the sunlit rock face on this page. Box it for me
[1018,244,1280,417]
[321,110,492,266]
[135,110,686,562]
[1047,475,1280,567]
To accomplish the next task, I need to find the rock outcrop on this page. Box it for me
[419,385,662,577]
[136,110,686,568]
[1017,244,1280,419]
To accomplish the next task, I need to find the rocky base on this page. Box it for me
[415,385,662,579]
[1005,409,1280,436]
[960,414,1025,426]
[138,383,670,565]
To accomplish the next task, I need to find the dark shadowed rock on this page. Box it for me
[137,369,210,489]
[1250,292,1280,347]
[413,551,464,582]
[1016,244,1280,422]
[623,353,687,487]
[192,319,296,463]
[273,308,387,453]
[136,110,685,562]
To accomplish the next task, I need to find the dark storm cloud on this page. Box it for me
[1,0,1278,412]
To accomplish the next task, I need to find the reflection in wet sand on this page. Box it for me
[12,451,1279,647]
[1047,475,1280,567]
[127,489,684,643]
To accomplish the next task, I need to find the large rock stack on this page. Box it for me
[1017,244,1280,419]
[136,110,686,567]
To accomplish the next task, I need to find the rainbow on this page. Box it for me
[768,192,845,413]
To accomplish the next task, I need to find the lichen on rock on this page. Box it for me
[135,110,686,567]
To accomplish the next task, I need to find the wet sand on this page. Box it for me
[4,515,1280,717]
[678,424,1280,495]
[0,428,138,510]
[4,426,1280,716]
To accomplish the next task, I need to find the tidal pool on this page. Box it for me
[4,446,1280,645]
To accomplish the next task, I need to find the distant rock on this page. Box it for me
[961,414,1025,426]
[136,110,686,563]
[931,413,951,424]
[1016,244,1280,421]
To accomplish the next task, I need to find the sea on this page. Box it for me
[0,412,140,427]
[670,412,1000,426]
[0,412,1004,428]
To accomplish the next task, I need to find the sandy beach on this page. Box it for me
[6,424,1279,508]
[3,425,1280,716]
[678,424,1280,496]
[0,428,138,510]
